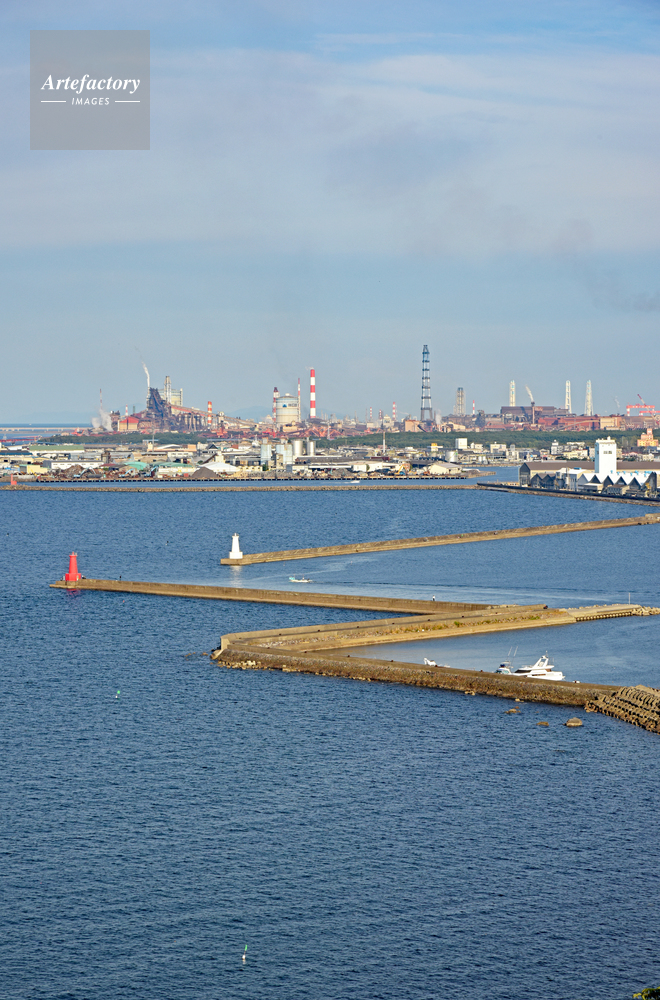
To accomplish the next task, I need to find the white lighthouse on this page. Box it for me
[228,533,243,560]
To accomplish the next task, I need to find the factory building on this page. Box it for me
[136,388,208,433]
[520,439,657,497]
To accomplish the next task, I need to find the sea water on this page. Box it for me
[1,485,659,999]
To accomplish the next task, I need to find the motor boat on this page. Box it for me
[289,576,312,583]
[496,654,565,681]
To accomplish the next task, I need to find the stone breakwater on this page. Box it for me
[210,647,613,708]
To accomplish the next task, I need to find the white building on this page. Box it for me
[595,437,617,478]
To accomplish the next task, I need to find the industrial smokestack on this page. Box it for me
[273,387,279,422]
[392,401,397,423]
[207,401,212,427]
[310,369,316,419]
[142,363,150,405]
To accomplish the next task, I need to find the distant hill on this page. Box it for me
[225,406,271,421]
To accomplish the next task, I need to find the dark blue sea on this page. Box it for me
[1,485,659,1000]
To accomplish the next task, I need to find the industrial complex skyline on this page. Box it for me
[2,0,660,422]
[61,344,656,439]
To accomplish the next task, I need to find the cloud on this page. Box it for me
[583,268,660,313]
[1,42,659,259]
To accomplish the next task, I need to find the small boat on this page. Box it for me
[423,657,450,668]
[289,576,312,583]
[496,653,565,681]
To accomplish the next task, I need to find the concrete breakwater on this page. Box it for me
[49,573,659,720]
[220,513,660,565]
[49,577,491,614]
[586,685,660,734]
[219,603,657,654]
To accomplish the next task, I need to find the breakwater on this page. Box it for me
[220,512,660,565]
[219,603,656,654]
[49,577,490,614]
[586,685,660,733]
[3,481,480,493]
[211,647,615,708]
[485,482,660,506]
[50,575,660,719]
[212,600,660,713]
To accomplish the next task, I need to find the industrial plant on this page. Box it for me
[3,347,659,486]
[77,348,660,441]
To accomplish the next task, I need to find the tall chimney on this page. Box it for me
[310,370,316,419]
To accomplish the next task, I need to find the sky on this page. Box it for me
[2,0,660,423]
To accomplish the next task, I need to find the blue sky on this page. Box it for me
[2,0,660,422]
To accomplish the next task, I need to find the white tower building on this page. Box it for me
[509,380,516,406]
[595,437,617,478]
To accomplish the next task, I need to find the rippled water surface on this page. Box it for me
[1,485,659,1000]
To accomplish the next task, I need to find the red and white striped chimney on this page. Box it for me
[310,370,316,419]
[207,401,212,427]
[392,401,397,423]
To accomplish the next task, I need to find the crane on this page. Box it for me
[626,396,656,417]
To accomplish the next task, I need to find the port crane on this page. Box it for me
[626,393,657,418]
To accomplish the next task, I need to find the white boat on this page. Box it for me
[289,576,312,583]
[423,657,450,668]
[496,654,565,681]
